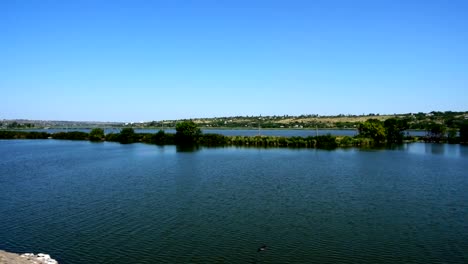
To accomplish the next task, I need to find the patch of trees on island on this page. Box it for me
[1,119,468,149]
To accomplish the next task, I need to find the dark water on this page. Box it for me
[18,128,428,137]
[0,140,467,264]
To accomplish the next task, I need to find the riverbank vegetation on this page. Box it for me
[1,119,467,149]
[125,111,468,131]
[2,111,467,131]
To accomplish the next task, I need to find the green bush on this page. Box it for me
[105,133,120,142]
[0,131,20,139]
[314,135,338,149]
[152,130,168,145]
[89,128,104,141]
[338,136,354,147]
[119,128,136,144]
[175,121,201,145]
[199,133,228,146]
[52,132,88,140]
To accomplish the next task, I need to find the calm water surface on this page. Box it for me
[0,140,467,264]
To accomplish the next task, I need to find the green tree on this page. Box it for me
[7,121,19,128]
[358,119,386,143]
[52,132,88,140]
[384,118,408,144]
[426,123,446,143]
[459,122,468,144]
[198,133,228,146]
[119,128,135,144]
[314,134,338,149]
[89,128,104,141]
[175,121,201,145]
[151,130,167,145]
[447,128,458,144]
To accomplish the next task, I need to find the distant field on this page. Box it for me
[275,115,395,124]
[189,114,400,128]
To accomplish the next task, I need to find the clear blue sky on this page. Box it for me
[1,0,467,122]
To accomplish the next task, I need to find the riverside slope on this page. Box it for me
[0,251,58,264]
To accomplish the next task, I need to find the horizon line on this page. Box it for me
[3,110,467,124]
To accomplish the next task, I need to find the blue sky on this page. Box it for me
[1,0,467,122]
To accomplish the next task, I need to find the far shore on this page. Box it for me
[1,127,432,131]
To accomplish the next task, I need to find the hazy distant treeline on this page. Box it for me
[3,111,467,131]
[2,118,467,148]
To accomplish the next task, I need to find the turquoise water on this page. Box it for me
[1,140,467,263]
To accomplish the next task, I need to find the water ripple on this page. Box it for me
[1,141,467,263]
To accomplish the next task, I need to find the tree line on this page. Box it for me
[358,118,468,144]
[2,120,468,148]
[134,111,468,130]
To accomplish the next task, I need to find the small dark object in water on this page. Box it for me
[257,245,267,252]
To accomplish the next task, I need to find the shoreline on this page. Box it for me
[0,250,58,264]
[0,130,462,147]
[1,127,430,131]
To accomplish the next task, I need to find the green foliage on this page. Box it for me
[162,133,175,144]
[175,121,201,144]
[352,137,374,147]
[25,132,50,139]
[105,133,120,142]
[335,122,356,129]
[138,133,152,143]
[6,122,35,129]
[223,134,336,149]
[425,123,447,143]
[358,119,386,143]
[119,128,136,144]
[142,130,175,145]
[4,116,468,148]
[89,128,105,141]
[52,131,88,140]
[0,131,18,139]
[153,130,166,144]
[7,121,19,128]
[0,131,49,139]
[337,136,354,147]
[314,134,338,149]
[383,118,408,144]
[447,128,459,144]
[199,133,228,146]
[459,122,468,144]
[277,137,288,147]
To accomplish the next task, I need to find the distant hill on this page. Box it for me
[130,111,468,130]
[0,119,124,129]
[2,111,467,130]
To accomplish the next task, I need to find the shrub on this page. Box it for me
[52,131,88,140]
[89,128,105,141]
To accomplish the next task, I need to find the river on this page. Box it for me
[0,140,467,263]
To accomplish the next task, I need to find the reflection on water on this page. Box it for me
[176,144,200,152]
[425,143,446,155]
[460,145,468,157]
[336,142,467,158]
[402,142,467,158]
[0,140,467,264]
